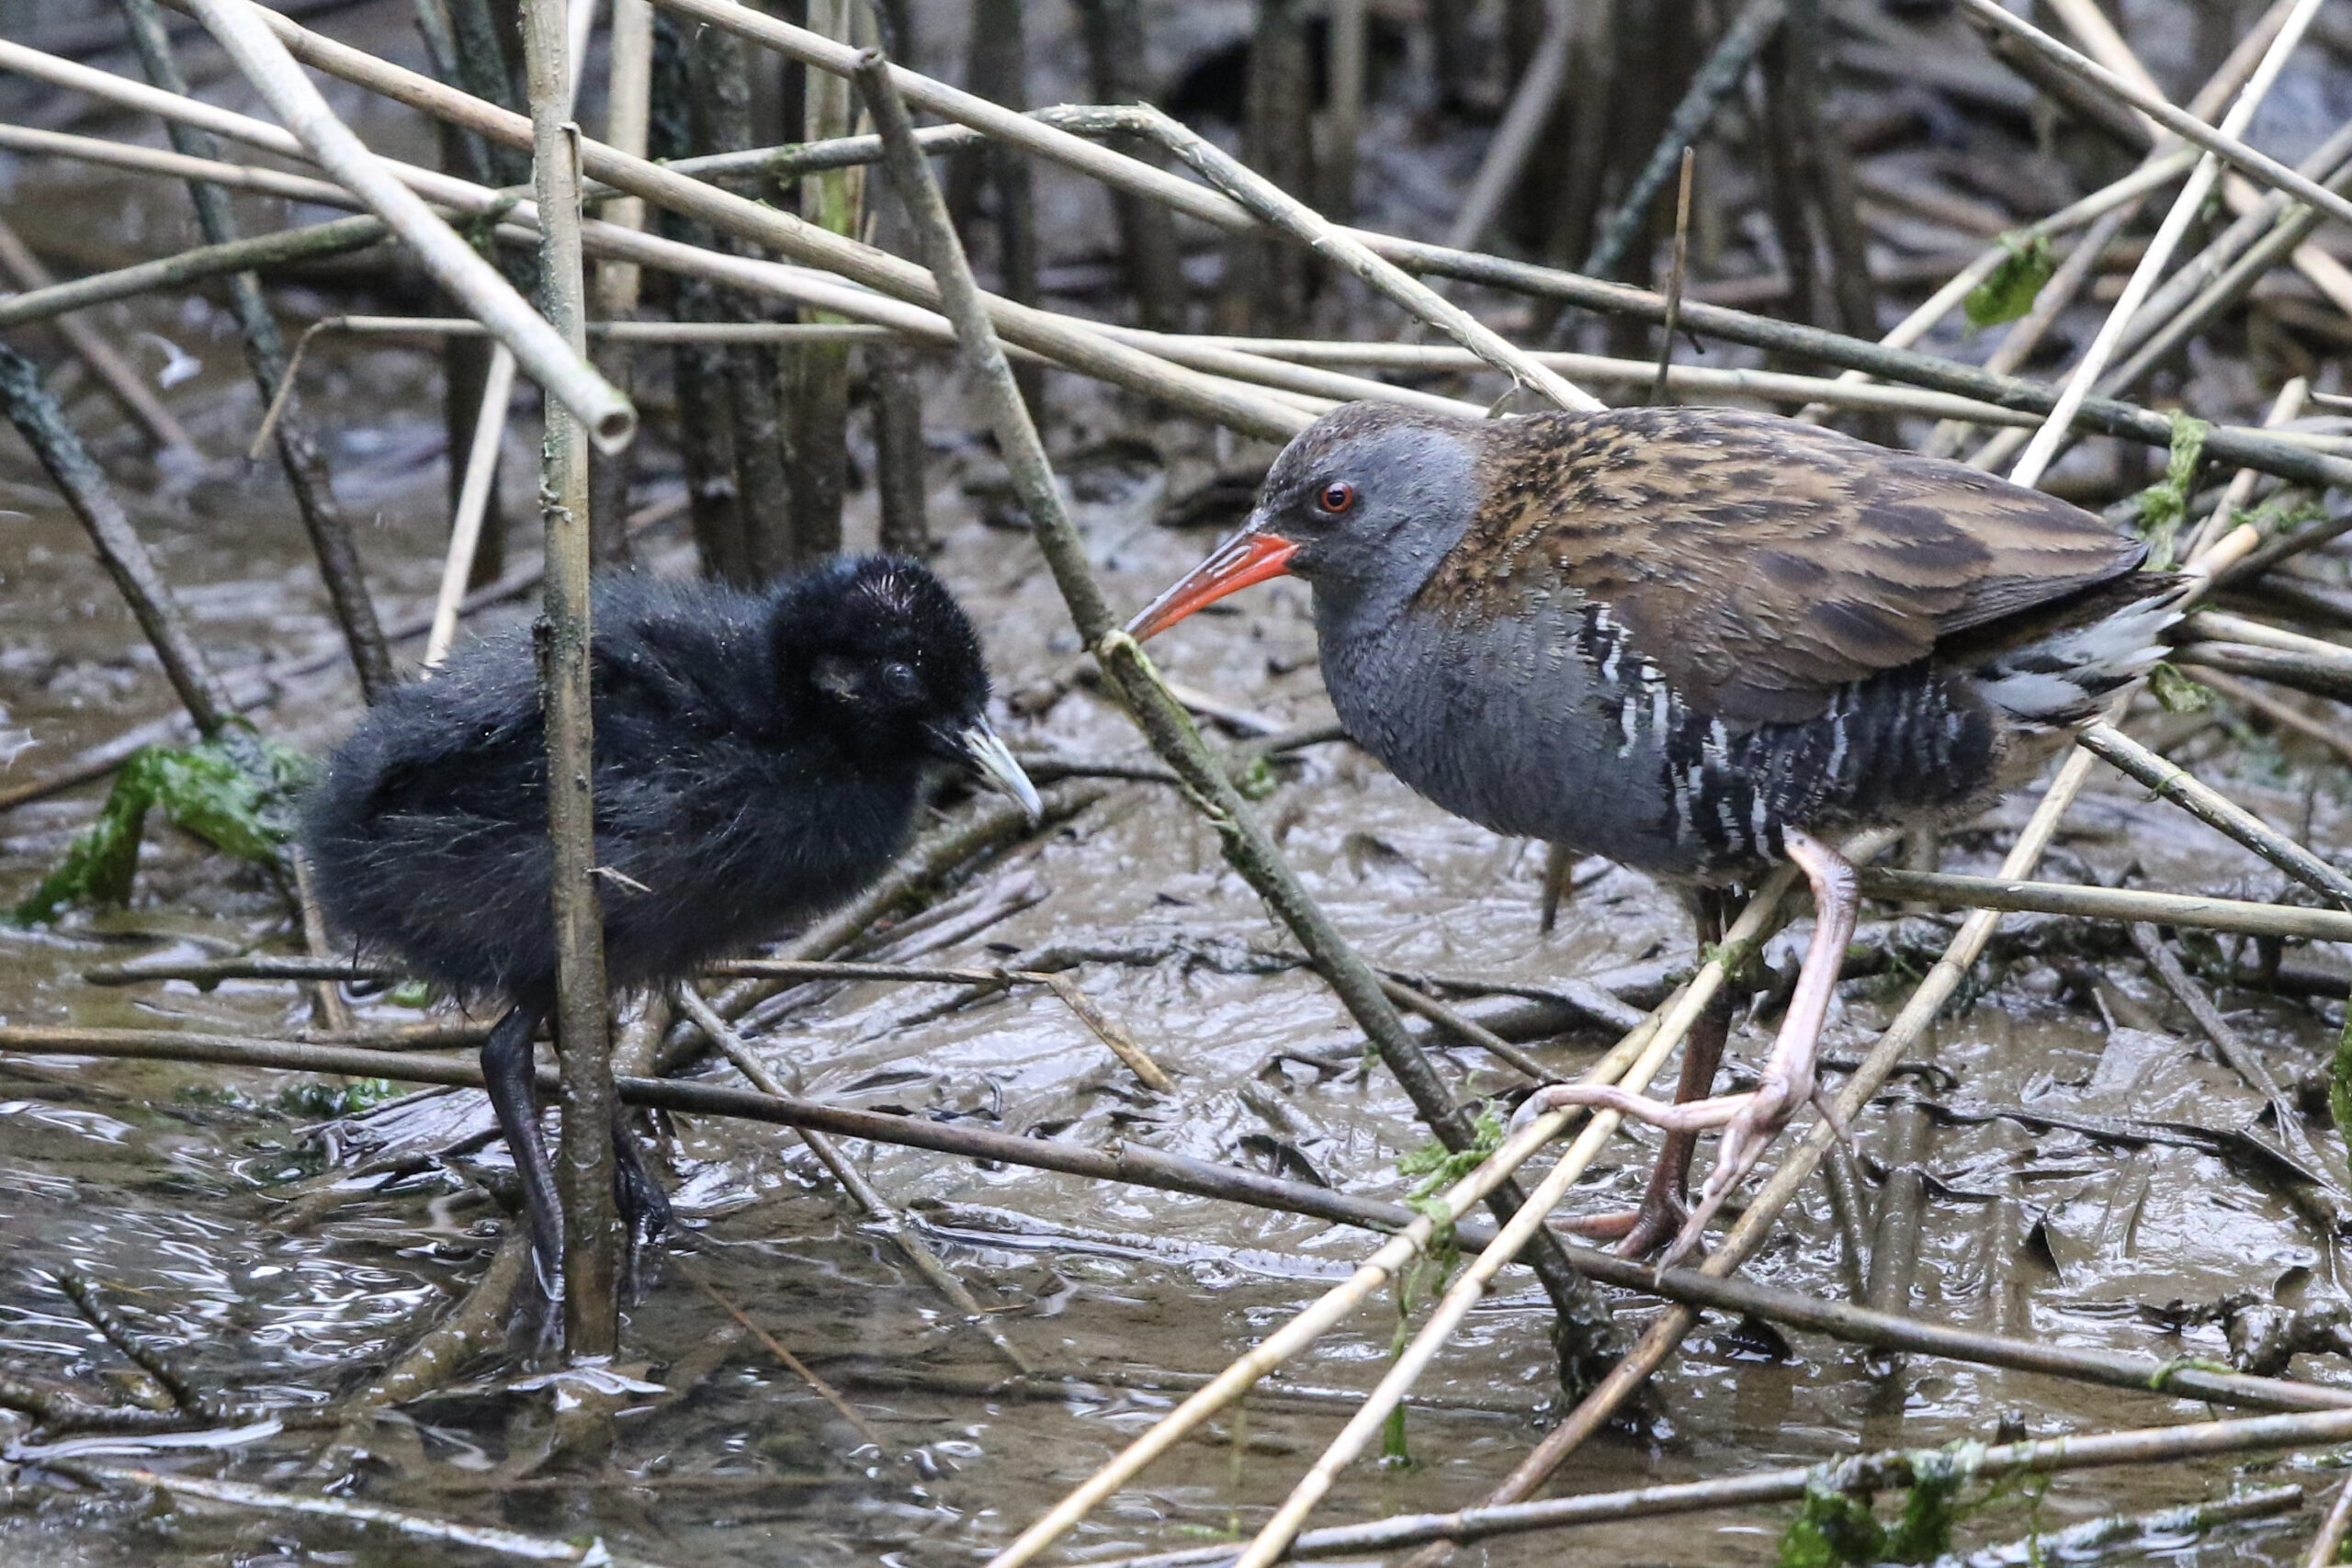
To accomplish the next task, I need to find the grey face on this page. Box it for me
[1250,406,1483,615]
[1125,403,1486,645]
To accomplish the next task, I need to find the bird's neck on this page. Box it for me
[1306,517,1472,653]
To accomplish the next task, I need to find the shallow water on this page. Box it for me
[7,1,2352,1564]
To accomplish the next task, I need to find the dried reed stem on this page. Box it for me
[0,347,232,734]
[1125,1407,2352,1562]
[1855,867,2352,942]
[174,0,633,449]
[519,0,618,1352]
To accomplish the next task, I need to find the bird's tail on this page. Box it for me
[1972,572,2185,727]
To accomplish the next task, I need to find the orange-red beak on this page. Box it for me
[1125,528,1301,640]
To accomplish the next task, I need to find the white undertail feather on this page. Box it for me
[1975,593,2182,726]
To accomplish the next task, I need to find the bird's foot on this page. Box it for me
[1566,1192,1691,1259]
[1510,1080,1756,1138]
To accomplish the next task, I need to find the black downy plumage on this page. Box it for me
[302,557,1039,1281]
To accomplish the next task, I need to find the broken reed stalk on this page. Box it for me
[625,0,2352,486]
[667,983,1035,1378]
[1648,147,1693,407]
[1069,103,1604,412]
[852,39,1626,1370]
[120,0,394,704]
[19,16,2347,476]
[2002,0,2324,489]
[0,213,393,332]
[2075,722,2352,908]
[166,3,1306,440]
[1852,867,2352,942]
[0,121,353,204]
[520,0,618,1355]
[0,346,232,735]
[15,1021,2352,1420]
[1924,0,2297,446]
[1123,1408,2352,1564]
[424,344,519,670]
[975,998,1682,1568]
[1375,978,1556,1083]
[173,0,632,450]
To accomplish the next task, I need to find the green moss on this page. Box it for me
[2148,662,2212,714]
[1778,1444,1993,1566]
[1965,234,2057,328]
[13,725,310,924]
[1233,753,1280,801]
[2132,412,2211,570]
[1381,1110,1504,1465]
[277,1077,401,1118]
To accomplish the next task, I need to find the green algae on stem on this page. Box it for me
[12,727,309,925]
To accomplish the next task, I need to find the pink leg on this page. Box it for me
[1511,830,1861,1270]
[1654,829,1859,1268]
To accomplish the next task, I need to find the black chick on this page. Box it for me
[300,557,1040,1280]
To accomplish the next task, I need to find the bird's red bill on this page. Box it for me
[1126,532,1300,640]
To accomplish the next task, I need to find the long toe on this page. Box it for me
[1611,1190,1690,1260]
[616,1144,673,1247]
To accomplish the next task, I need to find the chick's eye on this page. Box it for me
[879,660,922,700]
[1316,481,1356,514]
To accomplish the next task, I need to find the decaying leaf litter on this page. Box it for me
[5,0,2352,1562]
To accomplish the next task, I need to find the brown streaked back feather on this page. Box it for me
[1423,406,2148,724]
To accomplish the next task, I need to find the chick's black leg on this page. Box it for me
[482,1004,561,1289]
[611,1102,673,1247]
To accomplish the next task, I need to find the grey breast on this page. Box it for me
[1315,581,1714,880]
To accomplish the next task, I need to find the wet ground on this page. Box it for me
[7,2,2352,1565]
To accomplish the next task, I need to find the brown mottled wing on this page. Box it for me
[1430,407,2146,725]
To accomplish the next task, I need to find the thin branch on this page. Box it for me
[1854,867,2352,943]
[668,983,1035,1377]
[2002,0,2324,489]
[520,0,619,1352]
[0,346,232,735]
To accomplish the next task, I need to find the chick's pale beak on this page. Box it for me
[960,717,1043,822]
[1125,522,1300,640]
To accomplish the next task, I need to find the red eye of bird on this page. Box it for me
[1317,481,1356,514]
